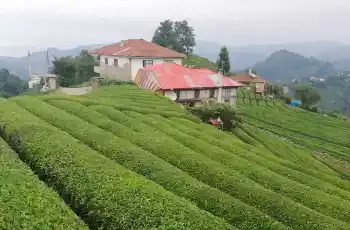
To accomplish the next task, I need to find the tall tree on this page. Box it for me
[51,56,76,87]
[174,20,196,54]
[216,47,231,75]
[75,50,97,84]
[295,84,321,109]
[152,20,183,52]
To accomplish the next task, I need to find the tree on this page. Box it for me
[51,56,76,87]
[295,84,321,109]
[152,19,196,54]
[75,50,97,84]
[0,68,28,97]
[152,20,183,53]
[216,47,231,75]
[51,50,96,87]
[174,20,196,54]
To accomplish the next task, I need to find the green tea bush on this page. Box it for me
[47,99,290,230]
[1,99,233,230]
[93,108,350,229]
[141,114,350,222]
[0,137,88,230]
[156,117,350,201]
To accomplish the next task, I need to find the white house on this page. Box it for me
[90,39,185,81]
[135,63,243,107]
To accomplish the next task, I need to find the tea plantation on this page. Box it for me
[0,85,349,230]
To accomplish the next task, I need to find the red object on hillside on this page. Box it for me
[90,39,185,58]
[137,63,242,90]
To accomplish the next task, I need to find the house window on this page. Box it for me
[223,88,232,97]
[104,58,108,65]
[209,89,215,98]
[114,59,119,67]
[97,55,101,61]
[163,60,174,63]
[194,89,200,99]
[143,60,154,67]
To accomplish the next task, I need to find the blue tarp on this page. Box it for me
[289,100,302,106]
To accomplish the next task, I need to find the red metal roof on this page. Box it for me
[140,63,242,90]
[90,39,185,58]
[231,73,265,83]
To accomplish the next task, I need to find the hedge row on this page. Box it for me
[41,95,199,122]
[239,124,337,174]
[143,113,350,222]
[89,106,350,230]
[4,99,232,230]
[0,137,87,230]
[47,99,290,230]
[158,117,350,201]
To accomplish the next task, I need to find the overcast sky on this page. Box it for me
[1,0,350,56]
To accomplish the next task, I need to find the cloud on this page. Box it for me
[1,0,350,55]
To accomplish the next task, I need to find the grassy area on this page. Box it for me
[0,85,349,229]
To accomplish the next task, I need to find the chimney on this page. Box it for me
[120,40,125,47]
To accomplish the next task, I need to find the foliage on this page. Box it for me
[0,68,28,97]
[46,99,286,230]
[3,98,232,230]
[216,46,231,75]
[51,56,76,87]
[1,85,350,229]
[51,50,97,87]
[125,111,350,230]
[174,20,196,54]
[98,79,134,86]
[0,137,87,230]
[183,54,217,71]
[253,50,336,82]
[152,19,196,54]
[187,102,242,130]
[295,84,321,109]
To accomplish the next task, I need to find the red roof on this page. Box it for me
[140,63,242,90]
[231,73,265,83]
[90,39,185,58]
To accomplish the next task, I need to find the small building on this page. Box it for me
[90,39,185,81]
[135,63,242,107]
[28,73,57,91]
[231,69,265,93]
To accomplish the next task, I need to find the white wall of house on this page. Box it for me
[95,55,182,81]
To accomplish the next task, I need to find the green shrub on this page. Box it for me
[141,113,350,223]
[0,137,88,230]
[1,99,233,230]
[98,79,134,86]
[47,99,290,230]
[157,117,350,202]
[187,102,242,130]
[95,109,349,229]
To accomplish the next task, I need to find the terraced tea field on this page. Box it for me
[0,85,349,229]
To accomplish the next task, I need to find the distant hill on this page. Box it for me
[1,40,350,79]
[253,50,336,82]
[0,44,103,79]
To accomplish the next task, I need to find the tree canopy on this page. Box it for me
[152,20,196,54]
[216,47,231,75]
[51,50,97,87]
[295,84,321,109]
[0,68,28,98]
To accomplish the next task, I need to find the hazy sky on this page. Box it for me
[1,0,350,55]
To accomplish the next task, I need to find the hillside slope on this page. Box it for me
[0,85,349,229]
[254,50,336,82]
